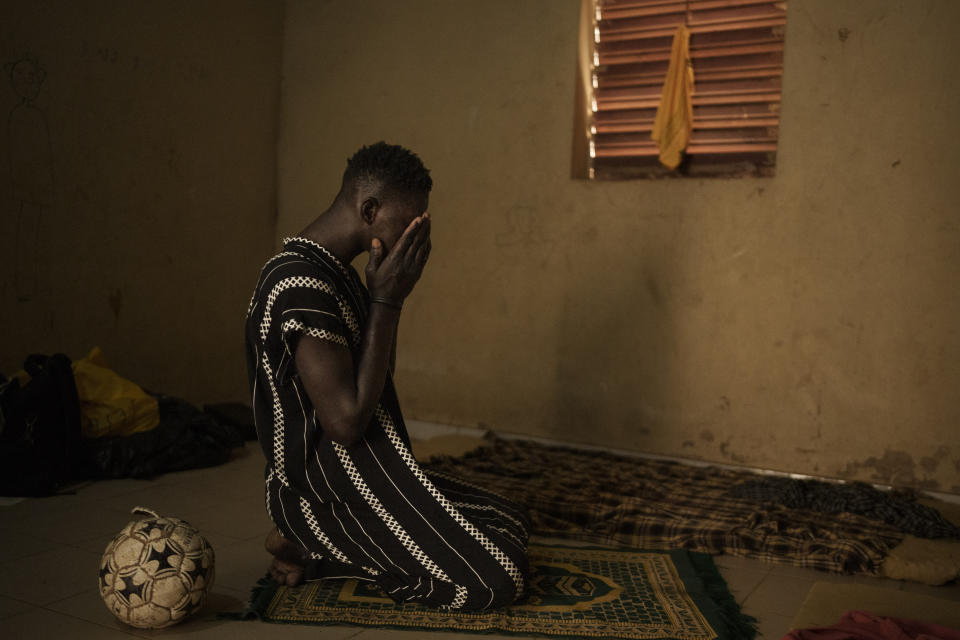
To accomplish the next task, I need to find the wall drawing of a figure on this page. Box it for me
[6,55,54,302]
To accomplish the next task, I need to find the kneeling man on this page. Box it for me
[245,142,530,610]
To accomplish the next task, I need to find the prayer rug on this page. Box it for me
[233,544,756,640]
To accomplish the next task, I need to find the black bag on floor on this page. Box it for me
[203,402,257,441]
[81,395,245,479]
[0,353,83,496]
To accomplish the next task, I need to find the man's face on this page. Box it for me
[374,194,428,253]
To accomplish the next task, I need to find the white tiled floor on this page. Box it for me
[1,437,957,639]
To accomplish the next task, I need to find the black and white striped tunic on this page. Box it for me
[245,237,530,610]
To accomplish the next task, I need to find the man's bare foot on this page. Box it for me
[265,527,310,587]
[268,556,305,587]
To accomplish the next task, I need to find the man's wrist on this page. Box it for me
[370,296,403,312]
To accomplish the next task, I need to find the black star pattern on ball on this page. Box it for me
[98,563,112,590]
[119,572,149,603]
[144,544,178,574]
[184,554,208,584]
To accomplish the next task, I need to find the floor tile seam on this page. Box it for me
[3,519,128,537]
[61,538,115,555]
[0,588,37,604]
[35,600,145,638]
[32,584,100,608]
[0,593,37,610]
[63,481,161,499]
[69,522,154,542]
[0,546,64,566]
[28,540,105,556]
[1,506,125,524]
[719,567,771,598]
[738,566,775,607]
[745,574,817,619]
[0,544,101,569]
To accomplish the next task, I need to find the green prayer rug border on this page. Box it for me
[229,544,756,640]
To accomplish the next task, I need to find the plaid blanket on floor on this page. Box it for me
[423,436,907,575]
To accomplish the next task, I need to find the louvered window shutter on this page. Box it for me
[589,0,787,178]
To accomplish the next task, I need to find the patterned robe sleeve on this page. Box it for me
[273,274,350,383]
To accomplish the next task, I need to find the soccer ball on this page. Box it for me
[99,507,215,629]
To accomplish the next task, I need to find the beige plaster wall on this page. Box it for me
[278,0,960,493]
[1,1,283,403]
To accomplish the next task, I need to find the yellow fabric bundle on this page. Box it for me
[651,24,694,169]
[72,347,159,438]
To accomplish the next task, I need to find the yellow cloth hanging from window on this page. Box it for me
[651,24,694,170]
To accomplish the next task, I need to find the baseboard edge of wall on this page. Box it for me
[403,419,960,505]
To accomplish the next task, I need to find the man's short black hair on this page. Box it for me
[343,142,432,200]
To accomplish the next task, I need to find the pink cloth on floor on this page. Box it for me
[786,611,960,640]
